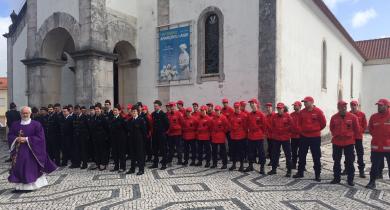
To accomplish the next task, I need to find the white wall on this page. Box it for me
[362,63,390,118]
[278,0,364,128]
[136,0,158,106]
[12,27,28,107]
[167,0,259,106]
[106,0,137,17]
[37,0,79,29]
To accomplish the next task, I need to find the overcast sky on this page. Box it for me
[0,0,389,77]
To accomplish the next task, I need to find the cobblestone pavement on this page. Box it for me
[0,135,389,210]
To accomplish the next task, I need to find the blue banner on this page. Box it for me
[159,26,191,81]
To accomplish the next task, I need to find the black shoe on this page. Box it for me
[210,163,217,169]
[126,168,135,174]
[347,180,355,186]
[221,164,227,169]
[229,165,236,171]
[244,166,254,172]
[267,170,277,175]
[80,163,88,169]
[293,173,304,178]
[189,161,196,166]
[195,161,202,166]
[259,165,265,175]
[330,179,340,184]
[285,170,291,177]
[366,180,376,189]
[136,171,144,176]
[89,165,98,170]
[341,170,347,176]
[69,164,79,169]
[160,165,167,170]
[314,175,321,182]
[359,171,366,178]
[149,164,158,169]
[183,160,188,166]
[61,162,68,167]
[238,166,244,172]
[205,162,211,168]
[110,167,119,172]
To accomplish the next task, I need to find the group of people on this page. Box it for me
[5,96,390,191]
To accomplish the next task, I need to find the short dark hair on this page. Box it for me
[131,106,139,112]
[114,104,122,110]
[81,106,86,110]
[32,107,39,114]
[40,107,48,111]
[74,105,80,109]
[62,106,70,111]
[9,102,16,109]
[154,100,162,106]
[67,104,73,109]
[89,105,95,110]
[48,104,54,109]
[54,103,61,108]
[104,100,111,105]
[95,103,102,109]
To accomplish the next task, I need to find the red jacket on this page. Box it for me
[178,108,186,116]
[265,113,275,139]
[270,113,294,141]
[350,110,367,140]
[192,111,201,119]
[197,115,212,140]
[229,112,247,140]
[182,115,198,140]
[167,111,184,136]
[368,111,390,152]
[246,111,267,141]
[330,112,360,146]
[221,106,234,119]
[211,114,229,144]
[290,111,301,139]
[298,107,326,137]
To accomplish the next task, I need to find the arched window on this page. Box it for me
[321,41,327,89]
[350,64,354,98]
[197,7,224,83]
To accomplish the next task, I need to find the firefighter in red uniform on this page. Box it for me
[240,101,249,161]
[265,103,275,166]
[210,105,229,169]
[182,107,198,166]
[240,101,249,116]
[329,101,360,186]
[366,99,390,189]
[245,98,267,174]
[290,101,302,169]
[177,100,186,116]
[229,102,248,171]
[206,102,215,117]
[221,98,234,161]
[192,102,201,118]
[293,96,326,182]
[196,105,212,167]
[268,103,294,177]
[142,105,154,162]
[344,100,368,178]
[166,102,185,165]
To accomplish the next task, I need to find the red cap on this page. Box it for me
[350,100,359,106]
[222,98,229,103]
[265,103,273,107]
[200,105,208,111]
[240,101,247,106]
[177,100,184,105]
[293,101,302,107]
[276,103,285,109]
[192,102,199,106]
[127,104,133,110]
[338,100,348,107]
[248,98,258,104]
[142,105,148,111]
[186,107,192,112]
[206,102,214,107]
[167,102,176,107]
[301,96,314,103]
[233,102,240,108]
[214,105,222,111]
[376,99,389,106]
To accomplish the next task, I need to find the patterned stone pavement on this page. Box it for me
[0,135,389,210]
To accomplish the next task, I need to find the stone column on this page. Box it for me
[22,58,65,107]
[72,50,115,106]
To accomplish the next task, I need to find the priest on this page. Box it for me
[8,106,57,192]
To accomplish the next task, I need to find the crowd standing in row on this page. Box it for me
[5,96,390,189]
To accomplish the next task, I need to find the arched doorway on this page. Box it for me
[37,27,76,105]
[113,41,138,106]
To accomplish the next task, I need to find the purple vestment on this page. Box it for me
[8,120,57,184]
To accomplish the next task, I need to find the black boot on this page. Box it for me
[126,167,135,174]
[285,170,291,177]
[366,180,376,189]
[267,169,277,175]
[229,162,237,171]
[80,162,88,169]
[210,162,217,168]
[293,172,304,178]
[359,170,366,178]
[244,163,254,172]
[195,161,202,166]
[205,162,211,168]
[238,162,244,172]
[136,169,144,176]
[259,165,265,175]
[189,161,196,166]
[347,180,355,186]
[330,179,340,184]
[221,164,227,169]
[183,160,188,166]
[160,164,167,170]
